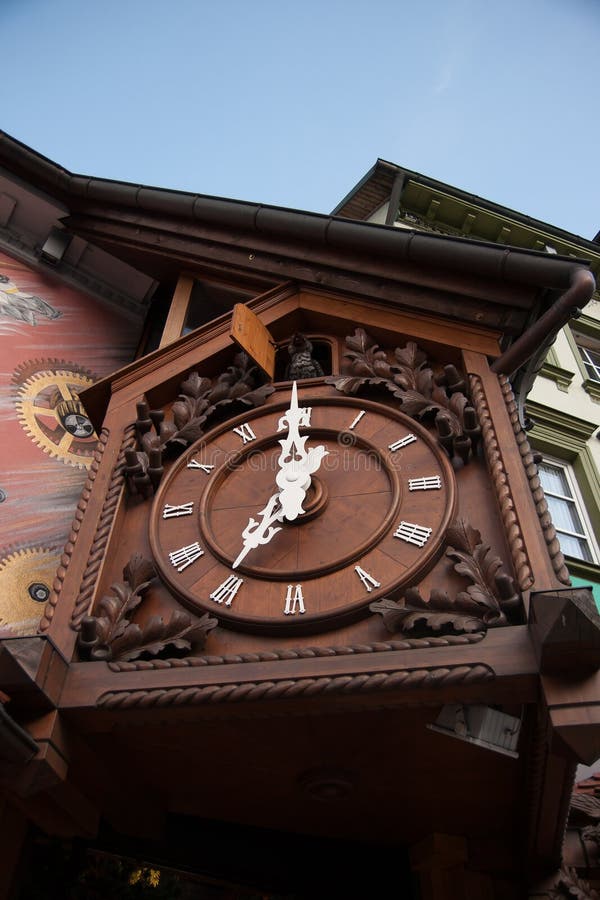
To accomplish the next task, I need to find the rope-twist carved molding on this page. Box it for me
[38,430,109,633]
[70,425,137,631]
[469,375,534,591]
[107,632,487,672]
[97,662,495,708]
[498,374,571,586]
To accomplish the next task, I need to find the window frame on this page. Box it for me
[567,313,600,401]
[537,455,600,565]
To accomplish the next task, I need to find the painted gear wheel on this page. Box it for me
[0,546,59,636]
[13,360,98,468]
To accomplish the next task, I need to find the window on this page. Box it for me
[538,459,598,563]
[568,316,600,399]
[576,341,600,384]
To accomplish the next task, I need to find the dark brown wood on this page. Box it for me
[530,587,600,674]
[0,798,27,900]
[63,209,537,334]
[3,245,596,896]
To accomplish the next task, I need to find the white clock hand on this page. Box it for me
[277,381,310,471]
[276,381,328,520]
[233,383,329,566]
[232,493,283,569]
[276,444,328,521]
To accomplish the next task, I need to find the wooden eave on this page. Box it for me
[0,130,593,340]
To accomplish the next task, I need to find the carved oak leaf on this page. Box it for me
[94,557,156,647]
[124,554,156,592]
[171,418,210,446]
[232,383,276,407]
[388,387,440,419]
[328,375,374,395]
[370,587,484,636]
[206,381,234,404]
[394,340,428,372]
[370,597,482,635]
[446,520,512,626]
[415,366,434,397]
[344,328,393,379]
[179,372,212,399]
[110,610,218,662]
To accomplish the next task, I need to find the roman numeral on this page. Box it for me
[168,542,204,572]
[232,422,257,444]
[163,502,194,519]
[283,584,305,616]
[210,574,243,606]
[354,566,381,593]
[408,476,442,491]
[393,521,432,547]
[348,409,366,430]
[388,433,417,452]
[187,459,215,473]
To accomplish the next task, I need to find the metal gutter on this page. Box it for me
[0,130,591,295]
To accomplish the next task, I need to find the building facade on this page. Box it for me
[1,136,600,899]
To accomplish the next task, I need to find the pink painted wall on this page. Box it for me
[0,249,143,635]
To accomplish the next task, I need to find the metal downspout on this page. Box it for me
[490,268,596,377]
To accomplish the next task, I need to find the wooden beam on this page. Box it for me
[159,273,194,348]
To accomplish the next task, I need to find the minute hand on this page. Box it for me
[276,381,328,521]
[232,494,283,570]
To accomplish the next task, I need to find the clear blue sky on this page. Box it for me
[2,0,599,238]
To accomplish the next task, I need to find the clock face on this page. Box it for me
[149,385,456,635]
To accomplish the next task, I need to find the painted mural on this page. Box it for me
[0,250,143,636]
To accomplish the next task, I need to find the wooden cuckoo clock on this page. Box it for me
[149,382,456,635]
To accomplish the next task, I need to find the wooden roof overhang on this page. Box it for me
[0,130,594,347]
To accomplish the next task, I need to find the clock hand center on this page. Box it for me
[234,383,330,565]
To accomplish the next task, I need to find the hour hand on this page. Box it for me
[232,494,283,569]
[276,444,328,521]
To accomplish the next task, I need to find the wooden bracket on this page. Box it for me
[0,635,68,710]
[529,586,600,675]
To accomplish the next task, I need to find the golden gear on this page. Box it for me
[0,546,60,636]
[13,361,98,468]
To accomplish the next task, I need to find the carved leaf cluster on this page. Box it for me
[446,520,519,625]
[371,518,519,636]
[583,823,600,846]
[127,352,274,494]
[571,794,600,823]
[549,868,599,900]
[78,554,217,662]
[329,328,480,462]
[370,588,484,636]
